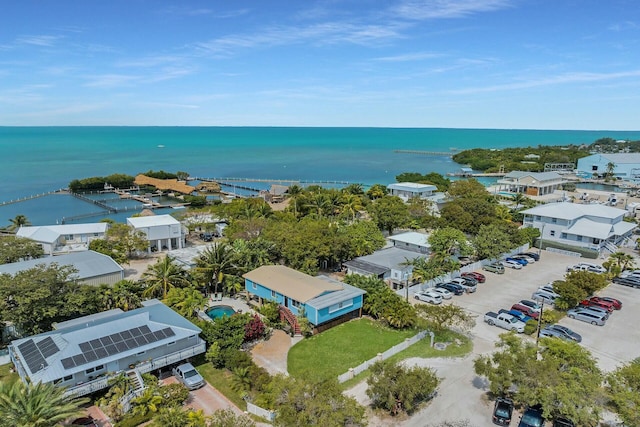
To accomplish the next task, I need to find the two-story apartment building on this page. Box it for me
[9,300,205,397]
[243,265,365,332]
[127,214,185,252]
[496,171,567,196]
[521,202,636,253]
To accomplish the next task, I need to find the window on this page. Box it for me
[252,282,257,290]
[95,365,104,371]
[551,218,557,223]
[291,299,301,309]
[592,165,598,171]
[329,300,353,313]
[85,367,96,374]
[271,290,276,298]
[550,230,556,237]
[137,351,146,356]
[167,341,176,346]
[561,233,567,239]
[577,236,583,241]
[535,215,541,220]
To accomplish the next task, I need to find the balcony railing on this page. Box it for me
[64,340,206,397]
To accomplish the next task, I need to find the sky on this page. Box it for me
[1,0,639,129]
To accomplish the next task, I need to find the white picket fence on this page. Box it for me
[337,330,430,383]
[246,402,276,421]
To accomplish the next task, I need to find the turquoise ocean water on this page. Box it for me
[2,127,640,225]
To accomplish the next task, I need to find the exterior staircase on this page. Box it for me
[120,368,146,413]
[602,241,619,255]
[279,306,301,336]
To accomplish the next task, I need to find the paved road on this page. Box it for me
[346,249,637,425]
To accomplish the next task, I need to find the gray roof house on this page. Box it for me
[386,182,445,203]
[521,202,636,253]
[387,231,430,254]
[0,250,124,286]
[9,300,205,399]
[496,171,567,196]
[343,247,426,287]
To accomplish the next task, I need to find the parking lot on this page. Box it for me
[399,249,639,425]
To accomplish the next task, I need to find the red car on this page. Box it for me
[510,304,540,320]
[462,271,486,283]
[579,298,615,313]
[590,296,622,310]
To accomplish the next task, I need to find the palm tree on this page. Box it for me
[609,251,635,271]
[164,286,207,320]
[110,280,143,311]
[606,162,616,182]
[195,241,237,297]
[131,387,163,417]
[304,192,331,217]
[286,184,303,217]
[512,193,527,210]
[0,381,88,427]
[341,193,363,222]
[142,256,190,299]
[230,367,252,393]
[7,214,31,232]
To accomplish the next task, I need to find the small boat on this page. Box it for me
[157,144,165,148]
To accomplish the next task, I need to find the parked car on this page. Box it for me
[531,290,557,305]
[199,232,214,242]
[499,309,532,323]
[173,363,206,390]
[483,262,505,274]
[462,271,486,283]
[519,300,541,313]
[502,260,523,270]
[553,417,575,427]
[566,263,606,273]
[449,278,477,293]
[506,256,528,266]
[612,276,640,288]
[566,308,607,326]
[578,298,615,313]
[619,269,640,279]
[459,275,478,286]
[591,296,622,310]
[539,327,569,340]
[520,252,540,261]
[518,405,545,427]
[511,303,540,320]
[429,287,453,299]
[492,397,514,425]
[484,311,526,333]
[436,282,465,295]
[578,305,610,319]
[513,254,536,263]
[414,290,443,304]
[71,417,98,427]
[544,324,582,342]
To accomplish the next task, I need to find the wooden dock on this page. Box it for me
[0,189,67,207]
[447,172,506,177]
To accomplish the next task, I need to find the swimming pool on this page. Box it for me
[206,305,236,320]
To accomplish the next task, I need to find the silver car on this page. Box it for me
[566,308,607,326]
[173,363,205,390]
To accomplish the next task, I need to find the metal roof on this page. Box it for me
[581,153,640,164]
[243,265,343,302]
[0,250,123,280]
[387,231,430,247]
[521,202,626,221]
[387,182,437,192]
[342,259,389,276]
[350,247,426,270]
[503,171,563,182]
[127,214,180,227]
[16,223,108,244]
[563,219,613,239]
[306,276,366,311]
[10,300,201,384]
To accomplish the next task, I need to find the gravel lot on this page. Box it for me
[347,248,640,426]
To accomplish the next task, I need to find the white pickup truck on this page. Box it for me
[484,311,525,333]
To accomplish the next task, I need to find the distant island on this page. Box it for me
[452,137,640,173]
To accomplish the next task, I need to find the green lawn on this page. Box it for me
[0,363,18,385]
[288,318,417,382]
[194,359,247,411]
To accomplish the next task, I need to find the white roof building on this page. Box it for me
[16,223,108,256]
[387,231,431,254]
[521,202,636,253]
[386,182,445,203]
[496,171,567,196]
[127,214,185,252]
[576,153,640,182]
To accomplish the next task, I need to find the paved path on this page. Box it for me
[163,377,244,416]
[250,329,294,375]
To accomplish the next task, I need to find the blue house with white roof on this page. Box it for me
[9,300,205,398]
[243,265,366,333]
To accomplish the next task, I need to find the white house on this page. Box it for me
[576,153,640,182]
[16,223,108,256]
[386,182,445,203]
[343,247,426,289]
[520,202,636,253]
[387,231,431,254]
[127,215,185,252]
[9,300,205,400]
[496,171,567,196]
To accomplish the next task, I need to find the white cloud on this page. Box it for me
[83,74,140,88]
[16,35,63,47]
[373,52,443,61]
[451,69,640,94]
[394,0,512,20]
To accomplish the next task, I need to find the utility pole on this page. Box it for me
[535,300,545,348]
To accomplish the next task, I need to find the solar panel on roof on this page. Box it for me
[105,344,118,356]
[100,336,113,346]
[83,350,98,363]
[139,325,152,334]
[130,327,142,338]
[124,338,136,349]
[61,357,75,370]
[18,339,37,356]
[134,336,147,346]
[120,330,132,339]
[72,354,87,366]
[37,337,59,358]
[153,330,165,340]
[95,347,108,358]
[144,333,158,344]
[79,342,92,352]
[162,327,176,337]
[89,339,102,349]
[109,333,123,343]
[115,341,128,352]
